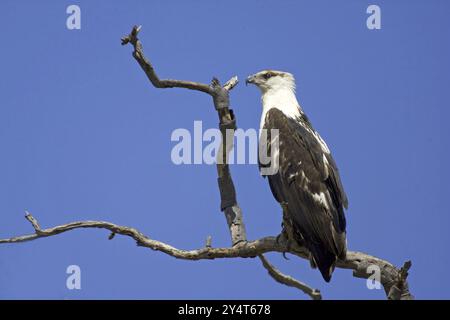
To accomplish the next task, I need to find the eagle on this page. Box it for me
[246,70,348,282]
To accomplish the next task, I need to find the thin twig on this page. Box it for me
[258,254,322,300]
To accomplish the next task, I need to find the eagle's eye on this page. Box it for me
[263,72,274,80]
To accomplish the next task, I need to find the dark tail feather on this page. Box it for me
[309,244,337,283]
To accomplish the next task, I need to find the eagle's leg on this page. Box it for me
[276,202,297,260]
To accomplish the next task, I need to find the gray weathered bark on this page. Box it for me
[0,26,413,300]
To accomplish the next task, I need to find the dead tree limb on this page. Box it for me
[0,26,414,300]
[121,25,319,297]
[0,212,412,299]
[258,255,322,300]
[122,25,246,247]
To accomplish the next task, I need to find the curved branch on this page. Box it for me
[258,254,322,300]
[122,25,247,246]
[123,25,413,300]
[0,213,276,259]
[0,25,414,300]
[120,26,320,297]
[121,25,213,94]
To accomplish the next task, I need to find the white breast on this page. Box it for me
[259,87,302,131]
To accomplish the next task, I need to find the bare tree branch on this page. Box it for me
[120,25,413,300]
[120,26,319,296]
[121,26,328,298]
[123,25,247,246]
[0,26,414,300]
[121,25,213,94]
[0,213,301,262]
[258,254,322,300]
[0,213,413,299]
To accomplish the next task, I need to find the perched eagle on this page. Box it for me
[246,70,348,282]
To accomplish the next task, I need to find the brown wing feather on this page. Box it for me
[259,108,348,281]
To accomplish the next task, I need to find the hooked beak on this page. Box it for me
[246,74,256,86]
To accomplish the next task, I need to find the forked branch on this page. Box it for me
[0,212,412,299]
[0,26,413,300]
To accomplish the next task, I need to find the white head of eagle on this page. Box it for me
[247,70,349,282]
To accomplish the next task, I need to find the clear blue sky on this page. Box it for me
[1,0,449,299]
